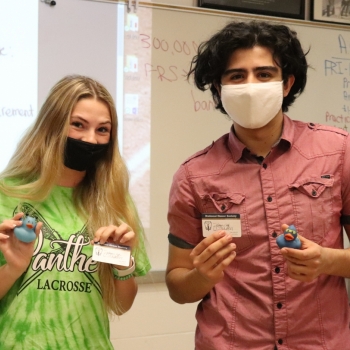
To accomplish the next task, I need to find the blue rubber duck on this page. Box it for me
[276,225,301,249]
[14,216,37,243]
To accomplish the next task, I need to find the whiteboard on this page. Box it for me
[35,0,350,271]
[137,4,350,270]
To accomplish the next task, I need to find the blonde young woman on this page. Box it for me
[0,75,151,349]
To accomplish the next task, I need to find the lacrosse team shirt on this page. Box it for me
[0,183,150,349]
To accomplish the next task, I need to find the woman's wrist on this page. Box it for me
[112,256,135,280]
[1,263,25,280]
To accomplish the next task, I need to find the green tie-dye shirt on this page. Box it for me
[0,184,151,350]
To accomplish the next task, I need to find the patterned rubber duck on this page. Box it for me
[14,216,37,243]
[276,224,301,249]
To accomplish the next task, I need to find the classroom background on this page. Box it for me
[3,0,350,348]
[106,0,350,348]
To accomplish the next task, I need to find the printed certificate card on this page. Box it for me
[92,242,131,266]
[202,213,241,237]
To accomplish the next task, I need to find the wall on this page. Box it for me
[124,1,350,274]
[38,0,350,275]
[109,1,350,348]
[35,1,350,348]
[110,283,198,349]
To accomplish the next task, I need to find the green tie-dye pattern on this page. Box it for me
[0,183,150,349]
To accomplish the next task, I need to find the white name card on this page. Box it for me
[92,242,131,266]
[202,213,242,237]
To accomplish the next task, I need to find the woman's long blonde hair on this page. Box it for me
[0,75,144,314]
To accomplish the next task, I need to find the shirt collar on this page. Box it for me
[227,114,293,162]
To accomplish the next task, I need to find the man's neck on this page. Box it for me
[233,113,284,158]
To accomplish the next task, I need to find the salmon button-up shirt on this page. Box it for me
[168,115,350,350]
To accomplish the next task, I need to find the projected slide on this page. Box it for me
[0,0,38,171]
[117,6,151,227]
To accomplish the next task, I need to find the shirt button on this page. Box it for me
[275,267,280,273]
[267,196,272,202]
[278,339,283,345]
[312,189,317,196]
[221,204,226,210]
[263,163,267,169]
[277,302,283,309]
[272,232,277,238]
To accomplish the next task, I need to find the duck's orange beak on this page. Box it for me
[26,223,34,229]
[284,233,294,241]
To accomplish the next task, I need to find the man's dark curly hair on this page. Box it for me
[187,20,308,114]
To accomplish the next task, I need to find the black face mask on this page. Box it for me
[64,137,109,171]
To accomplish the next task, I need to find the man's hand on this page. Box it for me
[190,230,236,285]
[280,231,325,282]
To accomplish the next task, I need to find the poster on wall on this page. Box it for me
[312,0,350,25]
[198,0,305,20]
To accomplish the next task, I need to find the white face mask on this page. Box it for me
[221,81,284,129]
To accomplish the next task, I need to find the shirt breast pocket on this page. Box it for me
[199,192,254,253]
[288,175,334,243]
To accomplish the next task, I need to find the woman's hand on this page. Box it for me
[92,221,136,249]
[91,222,136,278]
[0,212,42,276]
